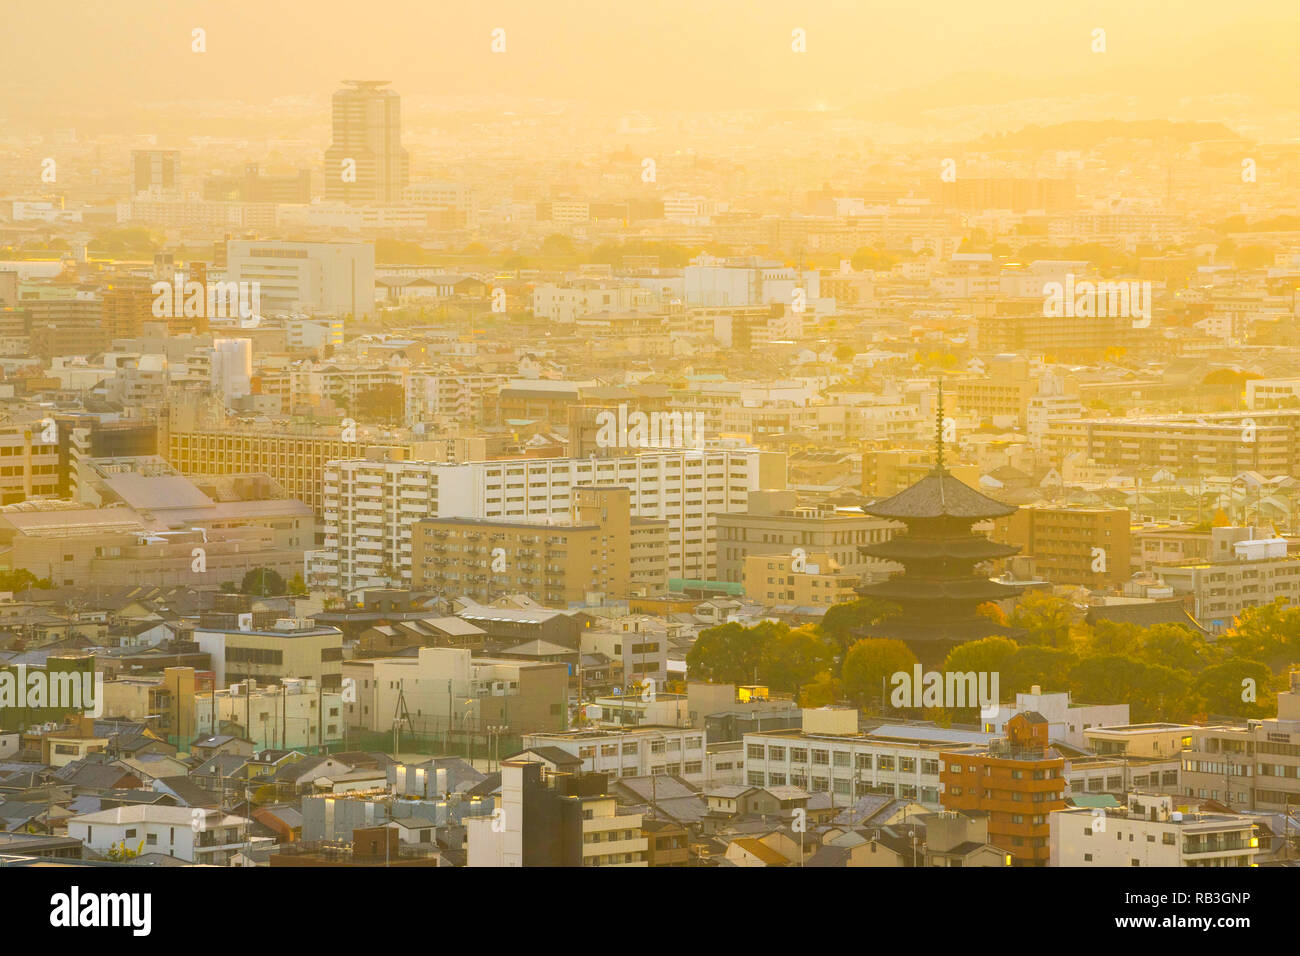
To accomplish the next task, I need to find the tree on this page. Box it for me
[833,344,855,363]
[1221,599,1300,667]
[1068,655,1192,723]
[759,625,836,693]
[288,573,309,596]
[242,567,286,597]
[351,383,405,424]
[799,670,843,707]
[818,598,900,660]
[841,638,917,710]
[849,246,897,272]
[1010,591,1077,647]
[943,636,1018,679]
[1134,623,1217,673]
[540,233,575,257]
[1004,645,1079,696]
[0,568,51,592]
[1194,659,1275,719]
[686,621,781,684]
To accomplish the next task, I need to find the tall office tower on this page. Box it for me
[132,149,180,196]
[324,80,410,204]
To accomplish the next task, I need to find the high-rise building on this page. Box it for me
[324,80,410,205]
[322,449,785,592]
[131,149,180,196]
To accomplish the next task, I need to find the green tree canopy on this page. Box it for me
[842,638,918,710]
[242,567,286,597]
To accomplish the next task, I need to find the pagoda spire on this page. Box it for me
[935,378,946,472]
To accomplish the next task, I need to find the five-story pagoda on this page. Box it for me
[856,383,1025,664]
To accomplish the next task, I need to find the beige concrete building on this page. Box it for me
[716,489,897,585]
[742,549,860,607]
[194,677,344,750]
[991,504,1131,588]
[1182,670,1300,812]
[166,420,430,516]
[0,423,61,505]
[413,486,668,604]
[342,646,567,736]
[193,618,344,691]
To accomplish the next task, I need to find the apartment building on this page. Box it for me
[975,298,1136,353]
[582,615,679,688]
[952,357,1036,426]
[322,449,785,592]
[467,761,647,867]
[1050,792,1258,867]
[342,646,568,736]
[1155,527,1300,633]
[67,806,251,865]
[742,549,860,607]
[405,369,507,426]
[991,505,1131,588]
[193,617,344,691]
[1043,411,1299,476]
[0,423,61,504]
[520,726,708,785]
[1182,670,1300,812]
[716,489,897,584]
[194,677,344,750]
[167,423,422,515]
[940,714,1067,866]
[412,486,669,605]
[743,707,993,807]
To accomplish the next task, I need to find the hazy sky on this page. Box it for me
[3,0,1299,120]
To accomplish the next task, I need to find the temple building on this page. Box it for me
[856,385,1025,663]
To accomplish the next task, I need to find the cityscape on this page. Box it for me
[0,1,1293,924]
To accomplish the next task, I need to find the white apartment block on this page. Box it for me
[310,364,406,410]
[981,687,1129,749]
[1050,792,1258,867]
[520,727,708,785]
[321,449,783,591]
[531,282,658,323]
[68,806,253,865]
[742,709,995,808]
[195,677,345,750]
[226,239,375,318]
[405,370,506,426]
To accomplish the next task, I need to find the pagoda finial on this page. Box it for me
[935,378,946,471]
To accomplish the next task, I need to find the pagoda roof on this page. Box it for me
[858,577,1025,603]
[865,467,1017,520]
[861,537,1020,562]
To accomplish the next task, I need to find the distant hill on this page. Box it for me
[973,120,1246,150]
